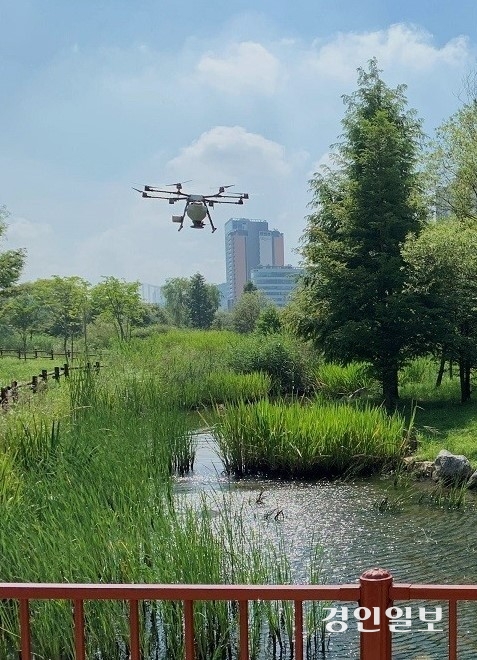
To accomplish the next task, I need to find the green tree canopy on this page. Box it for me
[231,290,267,334]
[92,277,142,341]
[297,60,427,410]
[161,277,190,327]
[35,276,90,355]
[185,273,219,329]
[402,220,477,402]
[0,206,26,292]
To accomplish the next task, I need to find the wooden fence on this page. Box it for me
[0,362,102,408]
[0,348,104,360]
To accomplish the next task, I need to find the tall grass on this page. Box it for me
[0,366,329,658]
[214,399,407,478]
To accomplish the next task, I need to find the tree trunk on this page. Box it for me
[435,349,446,387]
[459,356,472,403]
[382,363,399,413]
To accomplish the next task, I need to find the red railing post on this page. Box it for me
[359,568,393,660]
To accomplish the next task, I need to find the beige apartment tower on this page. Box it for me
[225,218,284,308]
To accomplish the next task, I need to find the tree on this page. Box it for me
[92,277,142,341]
[36,276,90,355]
[402,220,477,402]
[0,206,26,292]
[161,277,190,327]
[185,273,219,329]
[256,305,282,335]
[1,283,46,352]
[243,281,257,293]
[429,99,477,221]
[298,60,427,410]
[231,291,267,334]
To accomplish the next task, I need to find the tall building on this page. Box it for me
[251,265,303,307]
[225,218,284,307]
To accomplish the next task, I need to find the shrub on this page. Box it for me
[226,334,315,395]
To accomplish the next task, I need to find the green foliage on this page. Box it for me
[314,361,375,399]
[428,99,477,222]
[92,276,142,341]
[231,290,266,334]
[402,220,477,402]
[297,60,427,410]
[214,398,406,478]
[0,206,26,291]
[34,276,90,355]
[186,272,219,329]
[161,277,190,326]
[243,280,257,293]
[226,333,314,395]
[256,305,282,335]
[0,282,47,352]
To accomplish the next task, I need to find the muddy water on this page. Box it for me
[174,433,477,659]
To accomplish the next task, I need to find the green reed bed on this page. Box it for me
[214,399,407,478]
[0,369,328,659]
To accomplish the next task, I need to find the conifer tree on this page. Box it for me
[299,60,427,410]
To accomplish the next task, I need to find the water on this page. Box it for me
[174,432,477,659]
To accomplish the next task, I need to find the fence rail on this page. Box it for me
[1,569,475,659]
[0,362,102,407]
[0,348,104,360]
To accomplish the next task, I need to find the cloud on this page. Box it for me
[166,125,293,182]
[306,24,471,82]
[196,42,281,95]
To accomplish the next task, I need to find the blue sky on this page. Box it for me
[2,1,476,286]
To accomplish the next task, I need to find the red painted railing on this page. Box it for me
[1,568,476,659]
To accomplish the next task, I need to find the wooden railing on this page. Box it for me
[0,362,102,408]
[0,568,474,659]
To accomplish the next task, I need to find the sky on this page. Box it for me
[1,0,476,288]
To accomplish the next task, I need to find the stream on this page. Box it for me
[174,432,477,659]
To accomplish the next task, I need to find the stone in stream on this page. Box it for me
[433,449,472,486]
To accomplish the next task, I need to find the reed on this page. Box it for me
[214,399,406,478]
[0,366,329,658]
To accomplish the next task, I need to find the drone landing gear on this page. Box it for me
[205,207,217,233]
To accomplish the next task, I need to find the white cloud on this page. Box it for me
[166,126,293,182]
[306,24,471,82]
[196,42,281,95]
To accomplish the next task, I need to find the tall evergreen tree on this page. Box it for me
[298,60,427,410]
[186,273,219,329]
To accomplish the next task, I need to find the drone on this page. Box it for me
[133,182,249,232]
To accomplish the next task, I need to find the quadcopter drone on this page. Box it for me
[133,182,249,232]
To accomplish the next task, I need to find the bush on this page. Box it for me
[314,362,375,399]
[226,334,315,395]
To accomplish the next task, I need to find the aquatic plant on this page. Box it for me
[214,399,406,478]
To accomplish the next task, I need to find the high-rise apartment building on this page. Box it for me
[225,218,284,307]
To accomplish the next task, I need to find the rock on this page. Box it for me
[433,449,472,485]
[402,457,435,479]
[467,471,477,490]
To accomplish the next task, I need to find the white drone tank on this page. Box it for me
[186,202,207,222]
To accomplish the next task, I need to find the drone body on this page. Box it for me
[133,182,249,232]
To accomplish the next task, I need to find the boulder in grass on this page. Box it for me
[433,449,472,485]
[467,471,477,490]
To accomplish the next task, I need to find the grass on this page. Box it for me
[213,398,406,478]
[0,349,330,659]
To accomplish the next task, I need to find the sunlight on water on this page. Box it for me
[174,433,477,659]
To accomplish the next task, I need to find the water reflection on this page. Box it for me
[174,433,477,659]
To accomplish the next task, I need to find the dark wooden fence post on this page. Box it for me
[94,361,100,373]
[63,363,69,377]
[31,376,38,393]
[359,568,393,660]
[54,367,60,382]
[41,369,48,382]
